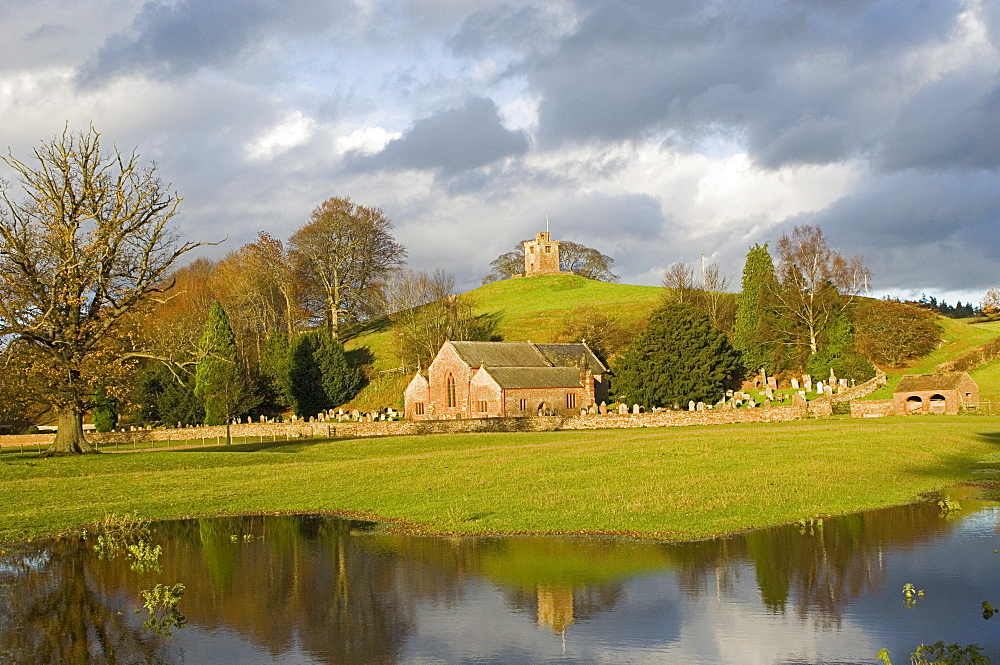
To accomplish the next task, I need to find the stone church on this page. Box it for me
[404,341,609,420]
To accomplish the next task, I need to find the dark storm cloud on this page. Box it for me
[447,4,561,55]
[354,97,529,175]
[74,0,339,87]
[883,72,1000,171]
[786,169,1000,292]
[529,0,966,168]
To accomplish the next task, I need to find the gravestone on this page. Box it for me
[764,398,772,408]
[599,401,607,415]
[618,403,629,415]
[816,380,824,394]
[824,385,833,396]
[767,376,778,391]
[803,375,812,392]
[632,404,641,414]
[765,386,774,399]
[688,400,696,411]
[589,404,598,415]
[696,401,705,411]
[829,368,837,384]
[791,377,799,390]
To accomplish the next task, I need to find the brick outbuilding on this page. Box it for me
[404,341,609,420]
[892,372,979,415]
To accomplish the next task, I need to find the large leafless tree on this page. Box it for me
[0,127,205,454]
[289,197,406,339]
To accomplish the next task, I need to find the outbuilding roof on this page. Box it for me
[481,366,584,390]
[894,372,976,393]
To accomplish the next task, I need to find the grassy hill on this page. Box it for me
[865,319,1000,399]
[344,273,1000,409]
[343,275,663,409]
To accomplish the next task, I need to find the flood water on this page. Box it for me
[2,492,1000,664]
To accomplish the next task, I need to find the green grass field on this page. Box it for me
[4,416,1000,544]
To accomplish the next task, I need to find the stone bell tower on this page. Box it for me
[523,232,562,276]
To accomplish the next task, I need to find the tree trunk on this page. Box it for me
[45,406,99,456]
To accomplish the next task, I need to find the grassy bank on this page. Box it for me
[3,416,1000,544]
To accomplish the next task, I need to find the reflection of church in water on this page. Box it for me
[536,585,575,632]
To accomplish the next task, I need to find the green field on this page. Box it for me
[4,416,1000,544]
[865,319,1000,399]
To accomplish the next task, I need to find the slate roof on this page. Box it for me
[450,341,549,368]
[449,341,606,371]
[894,372,975,393]
[481,367,584,390]
[533,343,608,373]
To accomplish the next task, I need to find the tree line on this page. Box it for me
[609,225,950,408]
[0,128,615,453]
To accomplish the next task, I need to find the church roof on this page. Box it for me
[449,341,606,372]
[533,343,608,373]
[894,372,975,393]
[450,341,549,367]
[482,366,584,390]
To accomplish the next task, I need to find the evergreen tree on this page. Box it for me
[195,302,254,426]
[288,330,363,418]
[91,384,118,433]
[316,333,363,407]
[261,330,293,409]
[135,364,204,426]
[733,244,778,374]
[289,332,327,418]
[612,303,739,407]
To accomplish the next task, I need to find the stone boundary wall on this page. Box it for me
[850,399,895,418]
[936,336,1000,374]
[830,370,887,403]
[0,403,818,449]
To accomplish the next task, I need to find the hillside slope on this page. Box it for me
[344,273,1000,410]
[344,275,663,409]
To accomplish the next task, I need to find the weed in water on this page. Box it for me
[137,583,186,636]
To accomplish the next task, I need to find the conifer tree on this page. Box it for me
[612,303,739,407]
[288,330,363,417]
[289,332,326,418]
[316,334,363,408]
[733,244,778,374]
[195,302,255,428]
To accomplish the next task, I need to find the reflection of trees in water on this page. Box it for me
[669,501,953,624]
[0,537,168,665]
[143,515,415,665]
[0,502,964,663]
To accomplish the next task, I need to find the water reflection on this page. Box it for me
[0,494,998,664]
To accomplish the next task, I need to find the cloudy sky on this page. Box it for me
[2,0,998,303]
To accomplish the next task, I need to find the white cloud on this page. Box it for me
[244,110,317,161]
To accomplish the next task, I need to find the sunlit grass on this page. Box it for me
[3,416,1000,543]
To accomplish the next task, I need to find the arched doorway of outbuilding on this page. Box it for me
[905,396,923,414]
[929,394,947,414]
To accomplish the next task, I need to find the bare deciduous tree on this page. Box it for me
[0,127,206,454]
[774,225,871,355]
[661,262,698,304]
[289,197,406,338]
